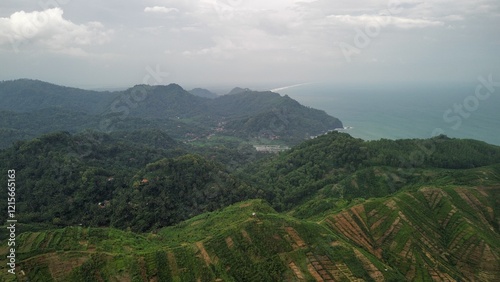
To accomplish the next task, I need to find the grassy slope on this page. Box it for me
[1,183,498,281]
[321,185,500,281]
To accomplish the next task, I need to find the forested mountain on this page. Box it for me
[206,90,342,141]
[4,130,499,235]
[0,79,117,114]
[0,80,499,281]
[0,130,261,233]
[189,88,218,98]
[227,87,252,95]
[237,132,500,210]
[0,79,342,147]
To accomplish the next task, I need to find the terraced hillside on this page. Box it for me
[1,186,498,281]
[1,130,500,281]
[322,186,500,281]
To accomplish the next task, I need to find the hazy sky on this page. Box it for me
[1,0,499,90]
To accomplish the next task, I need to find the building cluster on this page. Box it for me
[253,145,290,153]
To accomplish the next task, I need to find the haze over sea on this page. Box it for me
[276,82,500,146]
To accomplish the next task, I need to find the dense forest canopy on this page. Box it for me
[0,80,499,281]
[0,79,342,148]
[1,130,499,232]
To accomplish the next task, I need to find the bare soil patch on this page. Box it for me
[195,242,212,266]
[289,262,305,280]
[225,236,234,249]
[285,227,306,249]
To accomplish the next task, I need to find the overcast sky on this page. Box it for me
[1,0,499,90]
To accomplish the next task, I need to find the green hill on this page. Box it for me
[1,185,498,281]
[0,80,342,147]
[0,79,117,114]
[0,122,499,280]
[189,88,218,99]
[211,91,342,143]
[321,186,500,281]
[238,132,500,210]
[0,131,256,232]
[2,130,500,232]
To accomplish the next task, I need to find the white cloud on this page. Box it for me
[0,8,112,54]
[182,37,238,57]
[144,6,179,13]
[442,15,465,21]
[328,14,444,29]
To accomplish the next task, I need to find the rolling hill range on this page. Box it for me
[0,129,499,281]
[0,79,342,148]
[0,186,498,281]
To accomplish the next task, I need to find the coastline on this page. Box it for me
[276,83,500,146]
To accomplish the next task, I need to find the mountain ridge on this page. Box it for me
[0,79,342,147]
[189,88,218,98]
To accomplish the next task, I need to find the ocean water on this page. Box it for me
[276,82,500,146]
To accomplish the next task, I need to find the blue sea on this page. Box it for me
[276,82,500,146]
